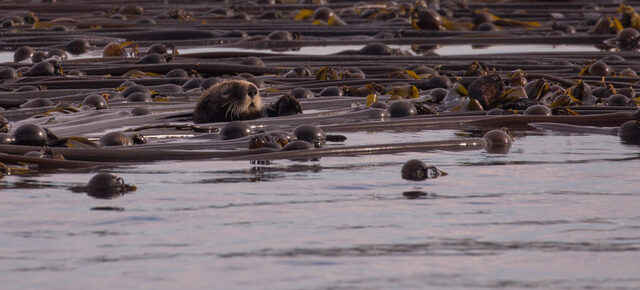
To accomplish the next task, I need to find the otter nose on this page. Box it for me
[248,86,258,98]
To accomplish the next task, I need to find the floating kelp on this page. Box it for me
[0,0,639,180]
[68,172,136,199]
[401,159,447,181]
[483,129,513,154]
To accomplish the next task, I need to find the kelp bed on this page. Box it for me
[1,0,639,194]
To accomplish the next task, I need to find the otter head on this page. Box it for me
[194,79,265,123]
[221,80,263,120]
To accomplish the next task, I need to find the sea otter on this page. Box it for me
[193,80,264,123]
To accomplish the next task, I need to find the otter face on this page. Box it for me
[223,80,263,120]
[194,80,264,123]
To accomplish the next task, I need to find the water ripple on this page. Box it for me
[220,239,640,258]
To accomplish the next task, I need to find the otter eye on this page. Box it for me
[248,86,258,97]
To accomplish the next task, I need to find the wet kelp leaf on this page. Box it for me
[493,18,542,28]
[343,83,386,97]
[468,98,484,111]
[294,9,314,21]
[0,162,31,179]
[32,21,55,29]
[103,41,138,57]
[32,17,78,29]
[524,78,550,100]
[450,97,484,112]
[473,9,542,28]
[455,83,469,96]
[507,69,528,87]
[552,108,580,115]
[411,8,445,31]
[564,80,596,105]
[414,101,437,115]
[442,18,474,31]
[0,118,10,133]
[366,93,379,107]
[618,4,640,30]
[48,137,101,148]
[410,7,473,31]
[390,85,419,100]
[614,17,625,31]
[326,15,346,26]
[47,106,81,114]
[315,66,338,80]
[495,88,523,106]
[24,12,38,24]
[390,70,421,79]
[465,61,491,76]
[32,106,83,119]
[120,70,162,78]
[548,94,572,108]
[588,15,623,34]
[578,61,598,76]
[312,15,346,26]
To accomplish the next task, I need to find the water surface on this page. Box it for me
[0,44,600,63]
[1,129,639,289]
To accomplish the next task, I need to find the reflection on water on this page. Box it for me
[90,207,125,212]
[182,44,600,56]
[402,190,437,199]
[1,130,639,289]
[438,44,600,55]
[0,44,601,63]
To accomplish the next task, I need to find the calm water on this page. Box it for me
[0,44,600,63]
[1,128,639,289]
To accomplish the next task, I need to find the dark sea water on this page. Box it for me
[2,127,639,289]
